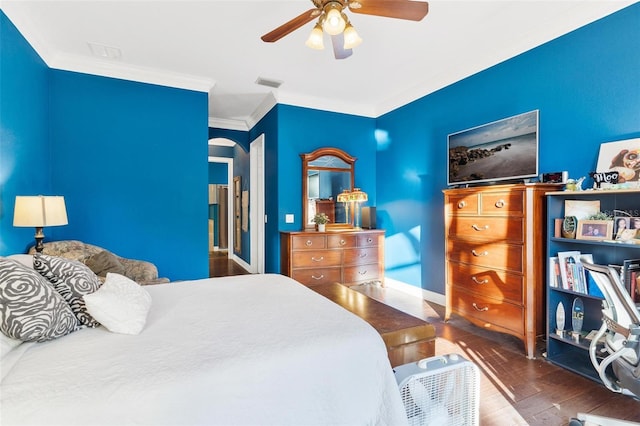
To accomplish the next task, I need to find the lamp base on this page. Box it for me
[34,227,45,253]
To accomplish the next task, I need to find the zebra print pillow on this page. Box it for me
[34,254,102,328]
[0,258,78,342]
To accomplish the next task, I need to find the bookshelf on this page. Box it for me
[546,189,640,382]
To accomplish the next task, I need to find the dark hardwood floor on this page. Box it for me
[209,250,250,277]
[209,256,639,425]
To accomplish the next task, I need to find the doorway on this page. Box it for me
[208,155,234,260]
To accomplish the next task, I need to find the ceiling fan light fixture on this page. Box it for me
[305,23,325,50]
[343,22,362,49]
[322,3,346,35]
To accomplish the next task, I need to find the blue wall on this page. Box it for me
[376,3,640,293]
[275,105,378,232]
[209,162,228,184]
[48,71,209,281]
[1,11,210,281]
[0,12,53,254]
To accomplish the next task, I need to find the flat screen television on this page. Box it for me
[448,110,539,186]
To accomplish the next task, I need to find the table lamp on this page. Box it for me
[13,195,68,253]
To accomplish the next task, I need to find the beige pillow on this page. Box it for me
[85,251,125,277]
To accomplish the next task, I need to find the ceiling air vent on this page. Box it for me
[255,77,283,89]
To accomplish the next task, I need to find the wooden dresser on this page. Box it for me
[280,229,385,287]
[443,183,560,359]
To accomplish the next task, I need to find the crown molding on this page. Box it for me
[277,90,377,118]
[47,52,214,93]
[245,92,277,129]
[208,117,249,131]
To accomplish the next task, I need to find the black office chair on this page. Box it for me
[581,262,640,399]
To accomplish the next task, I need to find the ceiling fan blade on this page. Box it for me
[348,0,429,21]
[261,8,320,43]
[331,34,353,60]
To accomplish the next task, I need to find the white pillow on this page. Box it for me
[6,254,34,269]
[83,273,152,335]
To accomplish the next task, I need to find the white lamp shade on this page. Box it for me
[305,23,325,50]
[343,23,363,49]
[13,196,68,227]
[323,8,346,35]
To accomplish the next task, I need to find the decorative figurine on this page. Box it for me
[556,301,566,338]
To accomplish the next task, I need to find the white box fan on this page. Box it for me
[394,354,480,426]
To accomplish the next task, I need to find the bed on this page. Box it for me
[1,265,407,425]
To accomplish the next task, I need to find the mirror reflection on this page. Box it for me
[301,148,355,229]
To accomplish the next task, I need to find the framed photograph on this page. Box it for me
[596,138,640,183]
[576,219,613,240]
[564,200,600,220]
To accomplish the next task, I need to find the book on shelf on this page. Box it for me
[549,257,562,288]
[558,251,588,294]
[622,258,640,300]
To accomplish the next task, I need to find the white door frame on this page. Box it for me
[250,134,266,274]
[207,155,233,259]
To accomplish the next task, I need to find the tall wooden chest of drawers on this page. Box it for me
[280,229,385,287]
[443,183,560,359]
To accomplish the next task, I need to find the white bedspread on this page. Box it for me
[1,274,407,425]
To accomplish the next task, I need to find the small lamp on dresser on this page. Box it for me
[13,195,68,253]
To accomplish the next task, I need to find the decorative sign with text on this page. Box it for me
[590,171,619,188]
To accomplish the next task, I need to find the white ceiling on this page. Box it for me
[1,1,634,130]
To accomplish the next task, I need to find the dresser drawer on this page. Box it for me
[292,268,341,286]
[480,191,524,215]
[343,247,379,266]
[446,216,523,243]
[344,264,380,284]
[356,233,379,248]
[447,261,523,304]
[446,239,523,273]
[328,234,357,249]
[446,193,479,215]
[291,235,326,250]
[291,250,342,268]
[450,287,524,335]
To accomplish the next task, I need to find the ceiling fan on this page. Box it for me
[261,0,429,60]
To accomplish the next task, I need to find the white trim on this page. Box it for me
[208,155,234,259]
[208,138,236,147]
[208,92,277,131]
[249,134,265,274]
[208,117,249,131]
[50,52,213,93]
[231,252,252,274]
[384,277,446,306]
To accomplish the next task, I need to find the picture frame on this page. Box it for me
[596,138,640,183]
[564,200,600,220]
[576,219,613,240]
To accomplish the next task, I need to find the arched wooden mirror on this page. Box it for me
[301,147,356,229]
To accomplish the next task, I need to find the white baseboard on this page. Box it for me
[384,278,446,306]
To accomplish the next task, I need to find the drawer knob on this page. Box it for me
[471,224,489,231]
[471,276,489,285]
[358,270,368,276]
[472,303,489,312]
[471,249,488,257]
[457,201,466,209]
[495,199,505,208]
[311,274,325,280]
[305,240,313,247]
[359,253,368,258]
[340,239,346,246]
[311,256,324,262]
[367,238,373,243]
